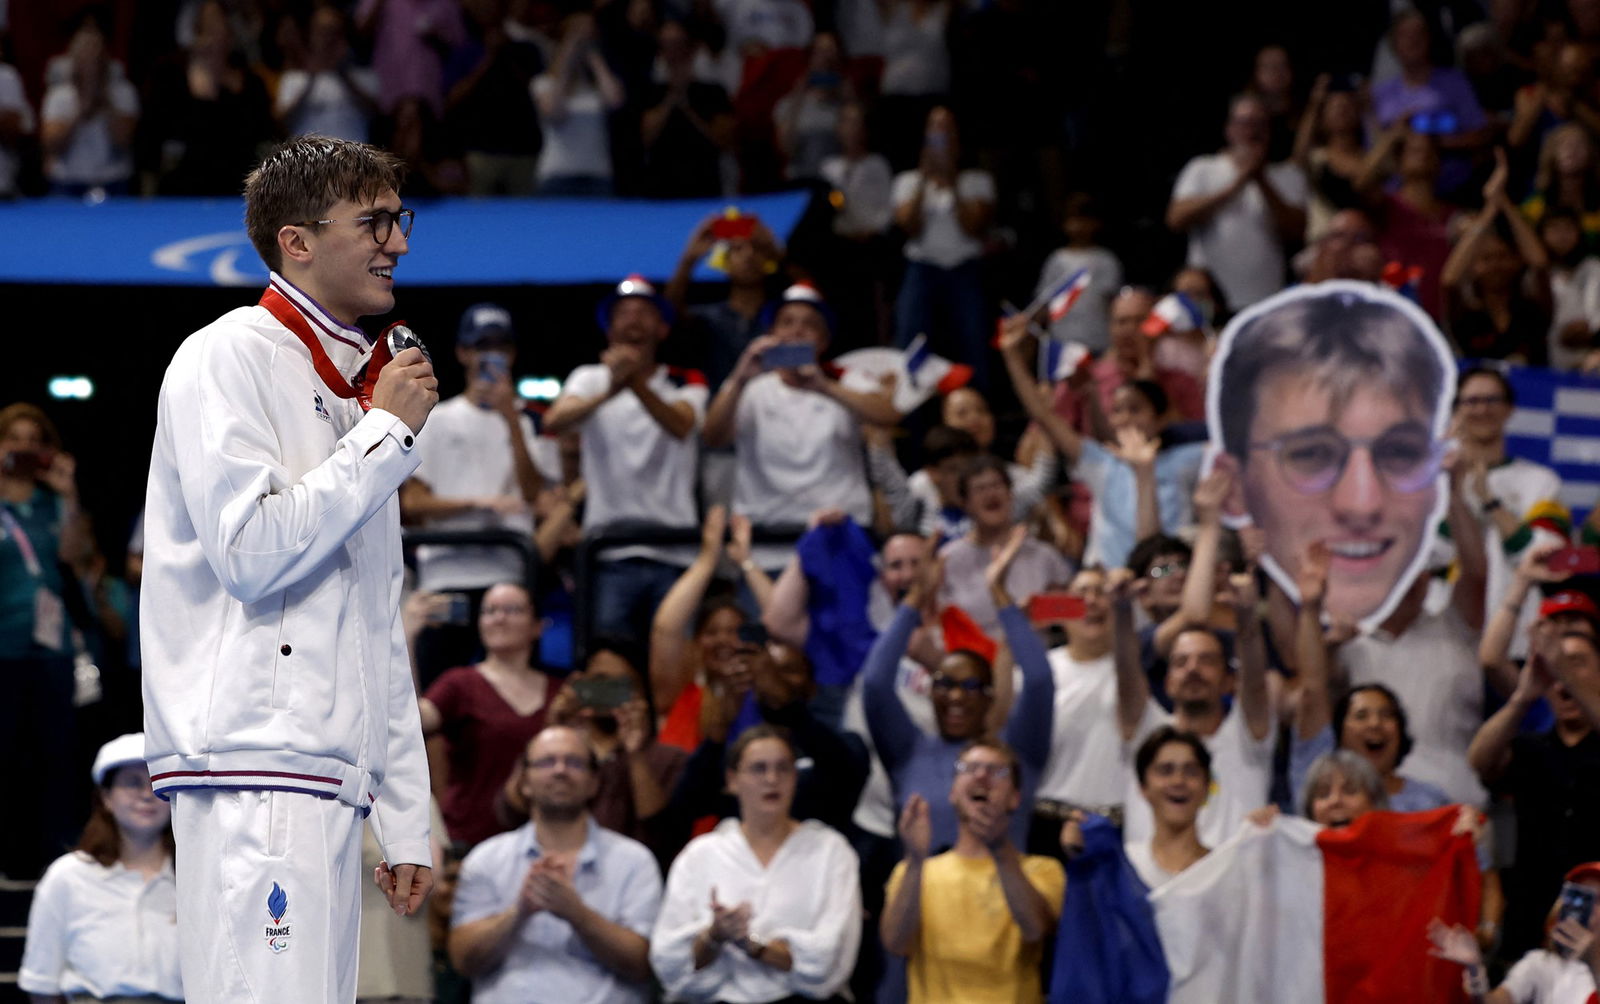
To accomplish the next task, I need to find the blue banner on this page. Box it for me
[0,191,811,287]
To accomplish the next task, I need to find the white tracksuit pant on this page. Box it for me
[171,789,364,1003]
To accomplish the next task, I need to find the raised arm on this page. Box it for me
[649,507,726,712]
[1291,542,1335,742]
[724,514,774,610]
[997,313,1083,462]
[1468,654,1548,783]
[1156,468,1230,657]
[880,795,930,957]
[1224,565,1274,741]
[864,558,941,765]
[1109,568,1152,741]
[1479,539,1568,696]
[1445,456,1489,634]
[664,216,718,316]
[703,335,777,448]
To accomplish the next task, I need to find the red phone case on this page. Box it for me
[1028,593,1087,623]
[1547,547,1600,575]
[711,216,757,240]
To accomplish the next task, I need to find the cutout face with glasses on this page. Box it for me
[1210,283,1454,627]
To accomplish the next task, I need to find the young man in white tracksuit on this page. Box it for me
[140,135,440,1003]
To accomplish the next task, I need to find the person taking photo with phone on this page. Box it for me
[402,302,551,688]
[1428,862,1600,1003]
[704,282,900,561]
[0,402,89,880]
[503,636,686,864]
[418,582,555,848]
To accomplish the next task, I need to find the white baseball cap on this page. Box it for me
[91,733,148,785]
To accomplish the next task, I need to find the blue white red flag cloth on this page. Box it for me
[1140,291,1206,337]
[1040,268,1093,323]
[833,340,972,414]
[1040,339,1091,383]
[1052,808,1481,1003]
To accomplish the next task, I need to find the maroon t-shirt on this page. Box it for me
[424,665,550,847]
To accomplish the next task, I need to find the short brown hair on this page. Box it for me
[957,738,1023,788]
[244,135,406,273]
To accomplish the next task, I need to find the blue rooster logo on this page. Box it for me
[267,882,288,925]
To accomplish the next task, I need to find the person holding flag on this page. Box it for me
[1000,312,1206,570]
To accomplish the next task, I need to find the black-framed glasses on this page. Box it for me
[295,207,415,245]
[1250,422,1440,496]
[1147,561,1187,580]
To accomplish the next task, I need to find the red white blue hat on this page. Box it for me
[597,273,675,329]
[761,281,837,336]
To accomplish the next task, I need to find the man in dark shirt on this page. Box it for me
[640,20,733,199]
[664,212,783,392]
[1469,627,1600,959]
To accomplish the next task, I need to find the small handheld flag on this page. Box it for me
[1140,292,1205,338]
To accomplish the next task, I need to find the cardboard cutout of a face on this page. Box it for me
[1204,281,1456,631]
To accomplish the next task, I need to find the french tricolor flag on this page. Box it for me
[1043,268,1093,323]
[1052,808,1480,1003]
[1140,291,1206,338]
[1040,339,1091,383]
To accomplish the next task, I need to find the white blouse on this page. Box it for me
[650,819,861,1003]
[19,851,183,1000]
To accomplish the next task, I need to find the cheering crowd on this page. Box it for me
[7,0,1600,1002]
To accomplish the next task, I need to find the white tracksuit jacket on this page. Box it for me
[140,274,431,870]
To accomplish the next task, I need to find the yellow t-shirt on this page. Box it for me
[886,850,1066,1004]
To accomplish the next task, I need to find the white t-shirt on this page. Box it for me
[0,63,35,196]
[733,371,875,527]
[1499,948,1600,1003]
[893,168,996,269]
[821,152,894,237]
[18,852,182,1000]
[1124,839,1181,891]
[1170,152,1307,308]
[275,67,379,143]
[1035,648,1129,807]
[1122,702,1277,850]
[1034,246,1123,354]
[41,76,140,186]
[716,0,815,52]
[880,0,949,95]
[411,394,555,591]
[531,77,612,181]
[562,362,707,563]
[1550,258,1600,371]
[1337,604,1489,807]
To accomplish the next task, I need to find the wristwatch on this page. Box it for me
[1482,497,1503,514]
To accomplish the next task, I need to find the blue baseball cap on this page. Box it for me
[458,302,516,348]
